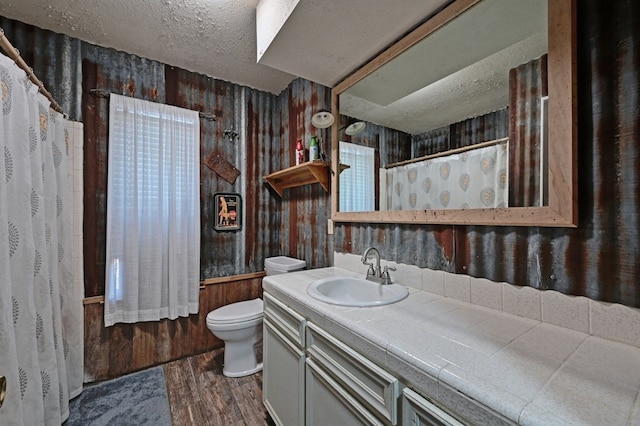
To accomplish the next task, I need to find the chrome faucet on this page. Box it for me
[361,247,381,279]
[361,247,396,284]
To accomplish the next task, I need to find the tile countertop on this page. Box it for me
[262,267,640,426]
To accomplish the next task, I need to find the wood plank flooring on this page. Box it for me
[163,349,276,426]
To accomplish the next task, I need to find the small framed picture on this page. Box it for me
[214,193,242,231]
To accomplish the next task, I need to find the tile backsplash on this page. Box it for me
[334,252,640,349]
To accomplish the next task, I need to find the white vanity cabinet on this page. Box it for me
[263,293,306,426]
[305,322,401,426]
[263,291,460,426]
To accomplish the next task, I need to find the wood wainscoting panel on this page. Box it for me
[133,320,157,368]
[83,275,266,382]
[83,303,110,382]
[154,319,173,365]
[109,322,134,378]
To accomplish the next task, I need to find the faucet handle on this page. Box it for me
[364,262,376,277]
[381,265,396,285]
[362,262,375,276]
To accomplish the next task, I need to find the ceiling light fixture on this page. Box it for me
[311,110,335,129]
[343,119,366,135]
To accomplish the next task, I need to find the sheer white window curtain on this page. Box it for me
[105,94,200,327]
[339,141,375,212]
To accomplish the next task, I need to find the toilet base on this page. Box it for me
[223,362,263,378]
[221,336,263,377]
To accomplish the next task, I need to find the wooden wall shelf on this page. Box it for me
[263,160,331,197]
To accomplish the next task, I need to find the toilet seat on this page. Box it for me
[206,298,263,326]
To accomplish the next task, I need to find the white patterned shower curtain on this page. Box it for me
[382,141,509,210]
[0,54,82,424]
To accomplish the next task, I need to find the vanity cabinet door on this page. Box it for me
[263,293,307,426]
[263,319,305,426]
[402,388,463,426]
[306,359,386,426]
[306,322,400,425]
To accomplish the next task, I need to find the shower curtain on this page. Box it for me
[0,54,82,424]
[382,141,508,210]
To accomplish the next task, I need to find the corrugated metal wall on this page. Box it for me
[335,0,640,309]
[2,0,640,309]
[413,127,450,157]
[412,109,510,156]
[450,108,510,148]
[278,78,334,268]
[509,55,547,207]
[0,18,83,120]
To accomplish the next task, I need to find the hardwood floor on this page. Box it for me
[163,349,276,426]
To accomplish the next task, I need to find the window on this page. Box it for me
[339,141,375,212]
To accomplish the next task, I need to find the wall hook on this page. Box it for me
[223,130,238,142]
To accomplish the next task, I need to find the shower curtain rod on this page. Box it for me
[0,28,64,114]
[385,137,509,169]
[89,88,217,122]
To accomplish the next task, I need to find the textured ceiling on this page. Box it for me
[0,0,449,94]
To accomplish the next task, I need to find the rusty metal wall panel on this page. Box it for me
[334,223,456,273]
[278,78,334,269]
[412,127,450,157]
[164,66,254,278]
[509,55,547,207]
[411,108,508,157]
[246,85,283,271]
[336,0,640,309]
[0,17,83,120]
[450,107,509,148]
[571,0,640,305]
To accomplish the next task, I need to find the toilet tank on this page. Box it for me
[265,256,306,275]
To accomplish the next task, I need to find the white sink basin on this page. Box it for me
[307,276,409,307]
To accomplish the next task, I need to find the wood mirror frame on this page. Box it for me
[330,0,577,227]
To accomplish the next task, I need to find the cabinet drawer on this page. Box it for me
[306,359,386,426]
[306,322,400,424]
[402,388,463,426]
[263,292,306,348]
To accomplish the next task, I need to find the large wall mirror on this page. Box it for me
[331,0,576,227]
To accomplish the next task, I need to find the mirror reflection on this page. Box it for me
[337,0,548,213]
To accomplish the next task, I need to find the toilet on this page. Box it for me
[206,256,305,377]
[206,298,264,377]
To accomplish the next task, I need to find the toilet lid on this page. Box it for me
[207,298,263,325]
